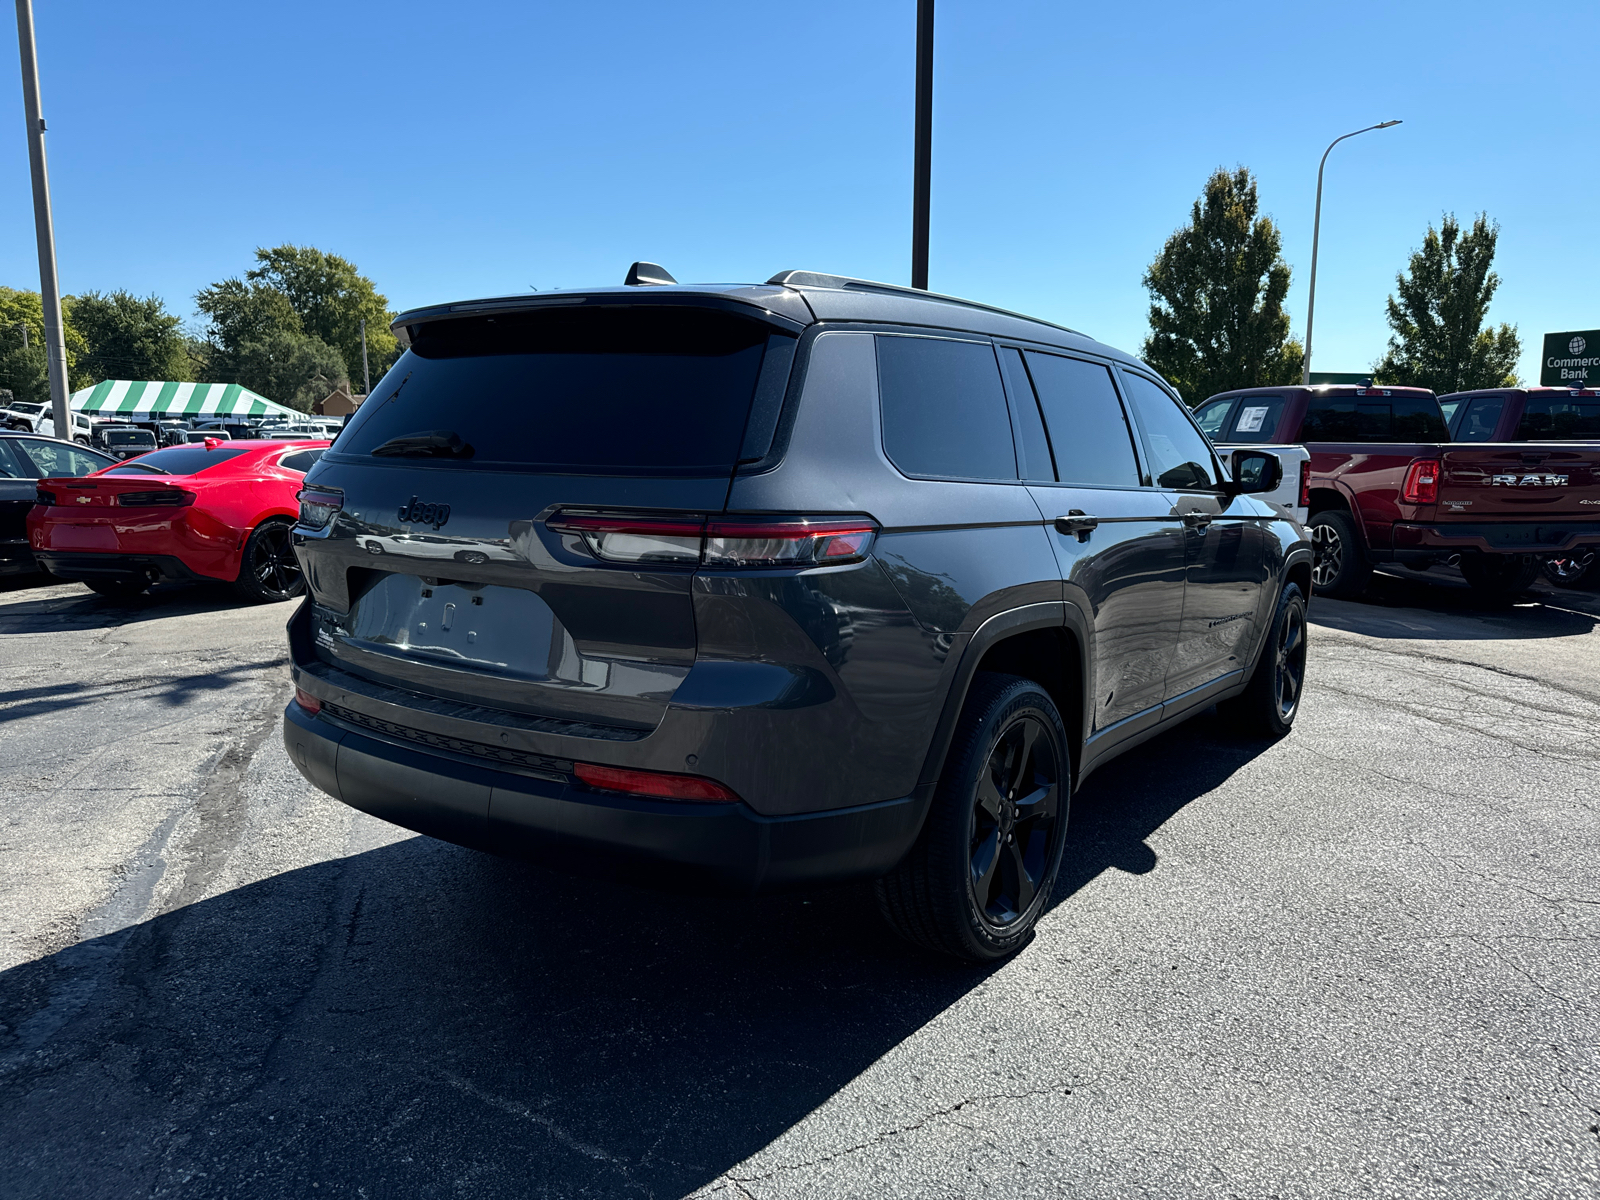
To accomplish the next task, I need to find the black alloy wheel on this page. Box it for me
[233,519,305,603]
[1272,595,1308,723]
[877,673,1070,962]
[1224,582,1309,737]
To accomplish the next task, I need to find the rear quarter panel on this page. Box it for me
[1307,443,1439,549]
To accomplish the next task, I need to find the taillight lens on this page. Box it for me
[574,762,741,803]
[293,686,322,715]
[35,486,56,507]
[549,512,878,568]
[1402,459,1440,504]
[117,488,195,507]
[297,486,344,529]
[1298,461,1311,508]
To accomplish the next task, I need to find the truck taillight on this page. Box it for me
[1402,459,1440,504]
[1298,461,1311,508]
[548,512,878,568]
[296,486,344,529]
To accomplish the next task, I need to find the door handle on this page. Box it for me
[1054,511,1099,542]
[1181,510,1213,530]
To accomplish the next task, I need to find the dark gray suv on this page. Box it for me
[284,268,1312,960]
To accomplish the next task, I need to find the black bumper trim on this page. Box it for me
[284,701,928,892]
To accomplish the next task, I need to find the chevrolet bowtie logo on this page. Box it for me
[75,495,92,504]
[1490,473,1568,487]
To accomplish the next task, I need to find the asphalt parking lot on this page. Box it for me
[1,570,1597,1199]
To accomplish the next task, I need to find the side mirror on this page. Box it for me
[1227,449,1282,495]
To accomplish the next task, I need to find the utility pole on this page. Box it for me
[14,0,69,437]
[360,317,370,397]
[910,0,934,290]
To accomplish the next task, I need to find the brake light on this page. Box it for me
[574,762,741,803]
[548,512,878,568]
[1402,459,1440,504]
[293,686,322,715]
[1298,461,1311,508]
[35,486,56,507]
[297,486,344,530]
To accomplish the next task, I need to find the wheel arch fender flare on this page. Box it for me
[915,600,1088,792]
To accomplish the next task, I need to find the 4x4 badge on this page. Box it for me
[397,496,452,529]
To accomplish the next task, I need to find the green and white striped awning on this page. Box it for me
[69,380,301,420]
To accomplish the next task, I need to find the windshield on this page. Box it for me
[1514,396,1600,440]
[337,306,780,475]
[10,401,43,414]
[104,446,251,475]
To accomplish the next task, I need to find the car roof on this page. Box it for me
[1212,384,1438,400]
[390,272,1150,373]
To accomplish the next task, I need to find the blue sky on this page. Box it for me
[0,0,1591,387]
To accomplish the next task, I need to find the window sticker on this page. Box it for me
[1236,405,1270,433]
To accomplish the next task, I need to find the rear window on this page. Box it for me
[1514,396,1600,440]
[877,336,1017,481]
[1301,395,1447,442]
[337,306,779,475]
[105,429,156,445]
[1223,395,1288,442]
[1454,395,1506,441]
[104,446,251,475]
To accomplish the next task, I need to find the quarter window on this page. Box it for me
[1120,372,1217,490]
[877,336,1017,481]
[1023,352,1142,487]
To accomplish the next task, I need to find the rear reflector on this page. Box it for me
[574,762,741,803]
[1402,459,1440,505]
[294,687,322,715]
[548,512,878,568]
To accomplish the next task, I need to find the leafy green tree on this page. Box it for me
[247,245,398,388]
[193,278,302,355]
[67,290,190,384]
[230,328,349,412]
[1141,167,1303,403]
[1373,214,1520,392]
[0,286,90,403]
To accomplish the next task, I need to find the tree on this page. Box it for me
[1141,167,1303,403]
[0,286,90,404]
[67,290,190,385]
[230,328,349,412]
[247,245,398,389]
[1373,214,1520,392]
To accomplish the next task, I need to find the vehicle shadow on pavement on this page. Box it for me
[1309,571,1600,643]
[0,716,1269,1199]
[0,660,287,726]
[0,579,271,634]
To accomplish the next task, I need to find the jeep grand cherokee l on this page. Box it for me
[284,268,1312,961]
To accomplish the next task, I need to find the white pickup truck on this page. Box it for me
[1214,441,1309,525]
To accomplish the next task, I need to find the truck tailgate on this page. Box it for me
[1436,446,1600,520]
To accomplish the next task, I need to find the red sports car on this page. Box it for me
[29,438,330,601]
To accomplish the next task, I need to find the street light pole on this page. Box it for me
[1302,119,1402,385]
[13,0,70,437]
[910,0,934,290]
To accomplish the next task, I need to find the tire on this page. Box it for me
[85,575,149,600]
[1543,553,1595,589]
[74,436,90,446]
[1459,553,1540,598]
[876,673,1070,962]
[1221,582,1308,737]
[232,518,305,603]
[1308,510,1371,598]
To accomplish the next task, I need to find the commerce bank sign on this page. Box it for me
[1541,329,1600,386]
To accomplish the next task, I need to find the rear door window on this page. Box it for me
[339,306,780,476]
[1515,396,1600,440]
[877,335,1017,481]
[1119,372,1218,489]
[1224,395,1288,442]
[1023,352,1142,487]
[1455,396,1506,441]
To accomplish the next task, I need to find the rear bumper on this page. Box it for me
[284,699,927,892]
[1387,520,1600,560]
[32,550,210,583]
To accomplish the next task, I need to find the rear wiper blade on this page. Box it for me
[369,430,476,459]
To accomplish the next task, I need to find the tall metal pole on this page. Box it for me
[14,0,69,438]
[910,0,934,290]
[1302,120,1402,385]
[360,317,370,396]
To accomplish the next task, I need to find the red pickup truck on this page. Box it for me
[1194,384,1600,598]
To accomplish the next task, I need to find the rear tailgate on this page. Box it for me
[1433,444,1600,550]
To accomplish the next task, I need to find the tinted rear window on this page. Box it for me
[105,429,156,445]
[337,307,777,475]
[1223,394,1288,442]
[1515,397,1600,440]
[104,446,251,475]
[1301,395,1447,441]
[877,336,1016,481]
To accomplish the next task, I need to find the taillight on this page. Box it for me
[35,486,56,507]
[297,486,344,530]
[1297,461,1311,508]
[574,761,740,803]
[1402,459,1440,504]
[548,512,878,568]
[293,686,322,715]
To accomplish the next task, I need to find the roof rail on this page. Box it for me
[764,270,1079,335]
